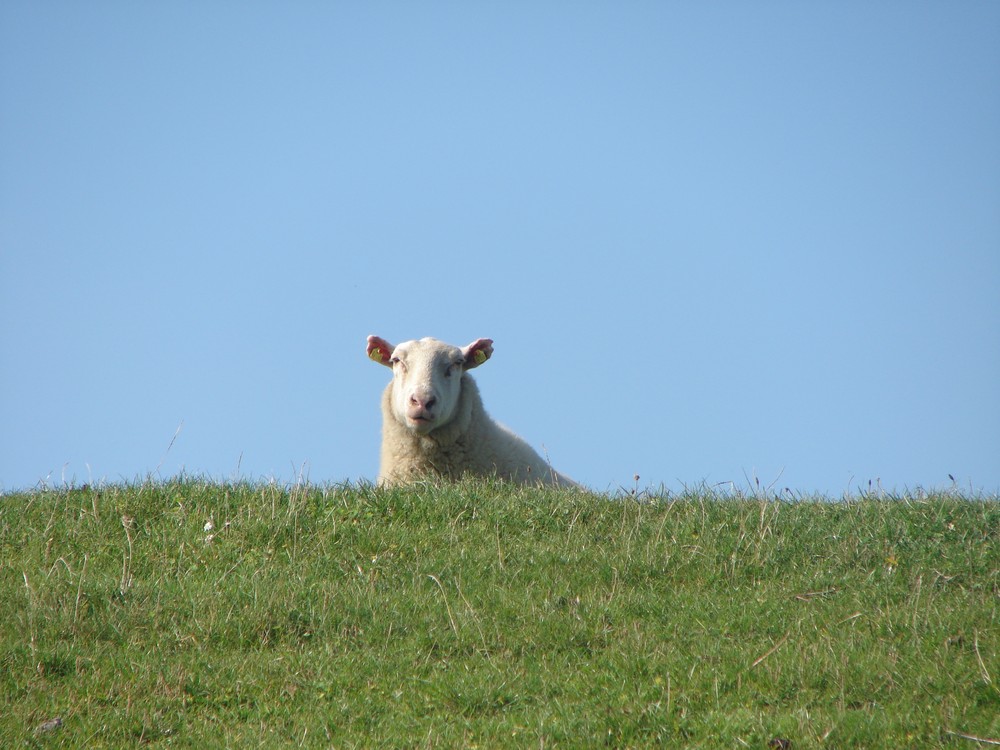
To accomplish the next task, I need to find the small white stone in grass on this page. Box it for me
[35,717,62,734]
[204,519,214,532]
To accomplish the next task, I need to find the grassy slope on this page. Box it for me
[1,481,998,748]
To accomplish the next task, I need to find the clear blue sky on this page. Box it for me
[2,3,998,496]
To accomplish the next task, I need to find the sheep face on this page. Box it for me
[367,336,493,436]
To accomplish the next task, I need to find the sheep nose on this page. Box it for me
[411,394,436,410]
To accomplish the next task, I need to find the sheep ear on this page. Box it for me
[462,338,494,369]
[367,335,395,367]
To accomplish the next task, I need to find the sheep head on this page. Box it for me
[367,335,493,435]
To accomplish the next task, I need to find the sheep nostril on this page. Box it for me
[410,395,436,410]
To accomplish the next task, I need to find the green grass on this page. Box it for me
[1,480,998,748]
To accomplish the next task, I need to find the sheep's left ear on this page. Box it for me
[462,338,494,369]
[367,335,395,367]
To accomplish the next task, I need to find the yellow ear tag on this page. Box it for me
[473,349,487,365]
[369,348,383,363]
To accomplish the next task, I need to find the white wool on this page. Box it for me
[367,335,579,488]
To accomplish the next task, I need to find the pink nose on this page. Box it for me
[410,395,436,410]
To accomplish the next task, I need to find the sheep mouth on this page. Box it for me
[407,415,436,432]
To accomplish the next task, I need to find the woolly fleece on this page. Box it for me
[369,336,579,488]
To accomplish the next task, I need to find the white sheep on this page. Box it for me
[367,335,579,488]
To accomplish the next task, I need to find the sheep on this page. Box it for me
[366,335,580,488]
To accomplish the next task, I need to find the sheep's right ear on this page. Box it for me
[462,338,494,369]
[367,335,395,367]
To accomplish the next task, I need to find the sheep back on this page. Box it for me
[377,374,577,488]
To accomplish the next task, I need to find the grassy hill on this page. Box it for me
[2,480,997,748]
